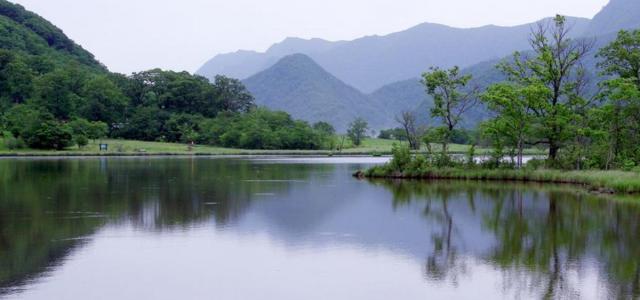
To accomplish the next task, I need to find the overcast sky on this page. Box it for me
[10,0,609,74]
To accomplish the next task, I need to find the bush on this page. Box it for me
[75,134,89,148]
[3,135,26,150]
[622,159,636,171]
[23,120,73,150]
[389,144,412,172]
[204,109,323,150]
[68,118,108,140]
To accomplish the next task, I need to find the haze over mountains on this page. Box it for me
[199,17,591,93]
[198,0,640,132]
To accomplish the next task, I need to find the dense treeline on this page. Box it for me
[377,16,640,173]
[0,53,332,150]
[0,0,334,151]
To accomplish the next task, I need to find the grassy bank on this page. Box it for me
[358,166,640,194]
[0,137,528,157]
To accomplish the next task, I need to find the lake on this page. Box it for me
[0,157,638,299]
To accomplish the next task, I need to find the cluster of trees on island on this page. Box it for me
[375,16,640,171]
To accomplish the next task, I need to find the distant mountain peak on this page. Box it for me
[585,0,640,36]
[243,53,388,131]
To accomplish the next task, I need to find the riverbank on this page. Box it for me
[355,167,640,194]
[0,138,543,157]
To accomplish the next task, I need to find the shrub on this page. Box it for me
[23,120,73,150]
[3,135,26,150]
[75,135,89,148]
[389,144,411,172]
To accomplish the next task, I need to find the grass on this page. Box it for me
[0,137,543,157]
[361,166,640,194]
[337,138,544,155]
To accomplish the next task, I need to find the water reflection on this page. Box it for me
[0,157,638,299]
[371,179,640,299]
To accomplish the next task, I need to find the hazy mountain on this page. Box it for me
[199,17,589,92]
[0,0,104,70]
[243,54,499,131]
[584,0,640,36]
[243,54,388,132]
[198,38,345,84]
[373,59,503,130]
[368,79,426,119]
[211,0,640,132]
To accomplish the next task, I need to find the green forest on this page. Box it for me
[0,1,333,151]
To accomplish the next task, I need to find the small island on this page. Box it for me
[355,17,640,195]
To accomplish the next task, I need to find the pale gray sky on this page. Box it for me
[10,0,609,74]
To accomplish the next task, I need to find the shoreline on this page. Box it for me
[0,151,392,158]
[0,149,503,158]
[354,168,640,195]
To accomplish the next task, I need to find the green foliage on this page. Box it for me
[68,118,108,141]
[23,119,73,150]
[421,66,478,153]
[497,16,593,162]
[2,134,25,150]
[118,106,168,141]
[389,143,412,172]
[590,29,640,169]
[347,118,368,146]
[81,75,127,126]
[378,128,407,141]
[480,82,547,167]
[75,134,88,148]
[200,108,325,150]
[312,121,335,136]
[0,1,103,69]
[1,104,41,137]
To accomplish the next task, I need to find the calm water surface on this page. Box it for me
[0,157,638,299]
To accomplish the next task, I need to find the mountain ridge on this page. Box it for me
[198,16,590,92]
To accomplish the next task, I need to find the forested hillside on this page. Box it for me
[0,1,103,69]
[243,54,388,132]
[0,0,334,151]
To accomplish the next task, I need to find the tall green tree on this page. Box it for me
[422,66,478,154]
[595,29,640,167]
[212,75,256,114]
[32,65,88,120]
[499,15,594,162]
[481,82,548,167]
[347,118,368,146]
[81,75,127,127]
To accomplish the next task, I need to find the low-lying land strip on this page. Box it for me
[357,167,640,194]
[0,138,544,157]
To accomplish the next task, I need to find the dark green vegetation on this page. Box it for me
[0,1,335,151]
[361,17,640,193]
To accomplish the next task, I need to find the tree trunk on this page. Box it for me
[549,143,559,162]
[517,139,524,168]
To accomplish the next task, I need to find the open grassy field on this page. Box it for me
[0,137,542,156]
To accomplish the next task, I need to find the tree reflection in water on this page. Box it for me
[372,179,640,299]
